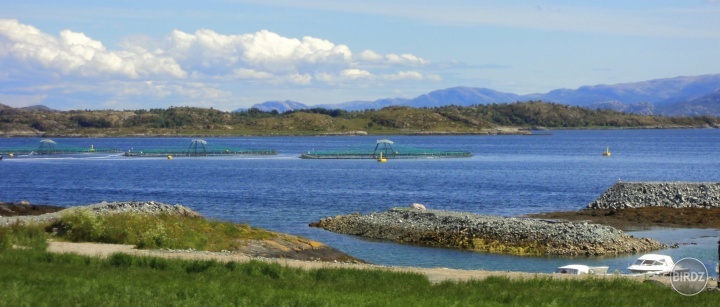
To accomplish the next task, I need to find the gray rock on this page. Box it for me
[588,182,720,209]
[310,207,665,256]
[0,201,201,227]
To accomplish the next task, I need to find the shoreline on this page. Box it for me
[311,207,667,257]
[46,241,701,286]
[4,201,719,287]
[524,207,720,231]
[2,125,718,138]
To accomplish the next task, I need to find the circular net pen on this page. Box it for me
[0,139,121,155]
[123,139,276,157]
[300,139,472,159]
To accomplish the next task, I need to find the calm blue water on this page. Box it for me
[1,129,719,275]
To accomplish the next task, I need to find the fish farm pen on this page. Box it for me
[0,139,121,156]
[300,139,472,159]
[123,139,277,157]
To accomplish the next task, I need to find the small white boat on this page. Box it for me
[627,254,674,275]
[555,264,609,275]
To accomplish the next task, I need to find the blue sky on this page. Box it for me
[2,0,719,111]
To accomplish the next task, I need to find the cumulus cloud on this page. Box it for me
[0,19,186,79]
[0,18,438,110]
[383,71,428,81]
[357,50,383,62]
[160,28,355,78]
[340,69,373,79]
[355,50,428,67]
[0,19,429,83]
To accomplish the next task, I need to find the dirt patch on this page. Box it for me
[0,202,65,216]
[525,207,720,231]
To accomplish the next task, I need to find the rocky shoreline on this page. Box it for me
[310,207,665,256]
[588,182,720,209]
[1,200,364,263]
[0,201,200,227]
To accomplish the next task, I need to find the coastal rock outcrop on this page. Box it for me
[588,182,720,209]
[0,201,201,227]
[310,207,665,256]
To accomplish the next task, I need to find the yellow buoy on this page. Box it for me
[167,155,173,160]
[90,144,95,152]
[9,153,13,158]
[603,147,611,156]
[378,152,387,163]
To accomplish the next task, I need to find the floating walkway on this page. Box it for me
[300,139,472,159]
[123,139,276,157]
[0,139,121,156]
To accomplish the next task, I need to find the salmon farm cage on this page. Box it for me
[300,139,472,159]
[123,139,277,157]
[0,139,121,155]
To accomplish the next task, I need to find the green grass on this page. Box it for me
[0,247,717,306]
[2,221,718,306]
[52,209,276,251]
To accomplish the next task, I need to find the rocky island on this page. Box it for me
[310,206,665,256]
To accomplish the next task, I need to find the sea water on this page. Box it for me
[1,129,719,275]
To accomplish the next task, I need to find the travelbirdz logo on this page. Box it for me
[670,258,708,296]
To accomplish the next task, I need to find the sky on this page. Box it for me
[1,1,720,111]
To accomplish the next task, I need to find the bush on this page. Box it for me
[0,222,48,251]
[108,253,134,267]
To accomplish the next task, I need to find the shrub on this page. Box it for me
[0,222,48,251]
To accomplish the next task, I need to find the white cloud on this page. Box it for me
[357,50,383,62]
[160,29,355,76]
[281,73,313,85]
[355,50,428,67]
[382,71,427,81]
[340,69,373,79]
[0,19,186,79]
[0,18,437,110]
[229,68,274,80]
[0,19,429,83]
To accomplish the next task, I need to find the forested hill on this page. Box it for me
[1,101,718,137]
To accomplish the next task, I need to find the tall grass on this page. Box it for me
[54,208,275,250]
[0,222,48,251]
[0,247,717,306]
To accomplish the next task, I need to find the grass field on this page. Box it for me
[1,213,717,306]
[1,247,718,306]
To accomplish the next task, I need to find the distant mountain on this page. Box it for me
[236,74,720,116]
[403,87,520,108]
[21,105,56,112]
[316,98,409,111]
[657,90,720,117]
[284,87,518,112]
[235,100,308,113]
[528,74,720,108]
[0,103,56,112]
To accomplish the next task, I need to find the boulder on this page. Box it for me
[411,203,427,210]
